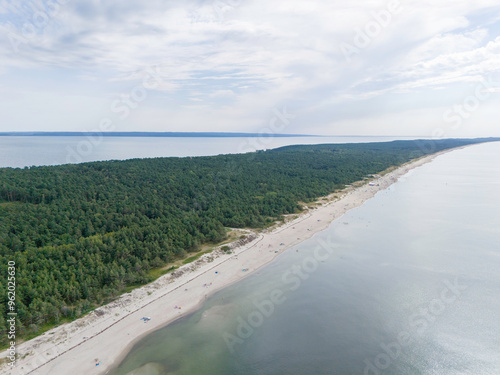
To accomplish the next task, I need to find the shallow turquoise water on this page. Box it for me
[111,142,500,375]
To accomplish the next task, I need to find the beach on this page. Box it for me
[0,148,466,375]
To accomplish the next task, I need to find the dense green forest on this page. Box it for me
[0,138,496,344]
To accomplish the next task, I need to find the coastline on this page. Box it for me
[0,147,468,375]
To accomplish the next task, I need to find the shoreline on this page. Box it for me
[1,146,468,375]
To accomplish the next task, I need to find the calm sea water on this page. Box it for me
[111,142,500,375]
[0,136,417,168]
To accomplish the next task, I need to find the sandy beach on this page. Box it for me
[0,147,465,375]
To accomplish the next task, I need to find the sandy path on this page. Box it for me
[0,147,465,375]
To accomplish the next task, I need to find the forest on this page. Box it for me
[0,138,496,344]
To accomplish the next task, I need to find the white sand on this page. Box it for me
[0,148,464,375]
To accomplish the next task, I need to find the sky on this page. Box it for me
[1,0,500,137]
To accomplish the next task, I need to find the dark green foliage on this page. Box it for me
[0,138,496,343]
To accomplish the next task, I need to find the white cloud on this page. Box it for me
[0,0,500,135]
[209,89,235,98]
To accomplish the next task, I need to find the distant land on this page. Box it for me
[0,131,320,137]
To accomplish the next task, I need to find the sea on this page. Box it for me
[107,141,500,375]
[0,135,417,168]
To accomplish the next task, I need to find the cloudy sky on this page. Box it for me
[1,0,500,137]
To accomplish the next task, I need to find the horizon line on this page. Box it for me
[0,131,432,138]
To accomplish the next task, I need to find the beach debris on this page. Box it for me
[242,268,249,272]
[140,317,151,322]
